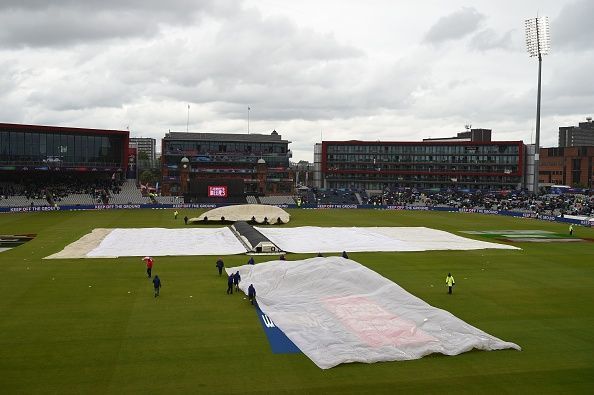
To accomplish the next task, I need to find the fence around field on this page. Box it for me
[1,202,592,227]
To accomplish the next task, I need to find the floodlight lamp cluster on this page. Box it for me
[525,17,551,57]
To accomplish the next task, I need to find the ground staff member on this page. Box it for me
[153,275,161,297]
[446,273,455,294]
[226,274,234,294]
[233,271,241,292]
[248,284,256,305]
[143,257,154,278]
[216,258,224,276]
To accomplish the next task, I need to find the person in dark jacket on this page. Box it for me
[233,271,241,292]
[152,275,161,297]
[216,258,224,276]
[248,284,256,305]
[226,274,234,294]
[279,254,286,261]
[184,216,188,225]
[341,251,349,259]
[247,256,255,265]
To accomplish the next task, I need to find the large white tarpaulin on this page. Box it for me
[86,227,247,257]
[229,257,520,369]
[255,226,519,253]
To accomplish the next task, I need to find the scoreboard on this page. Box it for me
[208,185,228,198]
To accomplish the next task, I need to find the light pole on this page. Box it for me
[525,16,550,194]
[247,106,250,134]
[186,104,190,133]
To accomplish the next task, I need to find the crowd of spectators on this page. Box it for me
[298,187,593,217]
[298,187,362,205]
[0,175,124,204]
[363,188,593,217]
[3,175,593,218]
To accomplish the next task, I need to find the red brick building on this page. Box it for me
[539,146,594,188]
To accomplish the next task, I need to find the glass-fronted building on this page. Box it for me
[161,131,293,196]
[0,123,128,171]
[321,140,525,191]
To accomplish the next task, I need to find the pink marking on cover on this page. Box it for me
[323,295,437,348]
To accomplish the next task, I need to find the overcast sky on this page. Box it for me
[1,0,592,162]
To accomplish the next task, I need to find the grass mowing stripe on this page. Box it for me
[1,208,593,393]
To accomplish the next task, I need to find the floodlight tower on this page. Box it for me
[525,16,550,194]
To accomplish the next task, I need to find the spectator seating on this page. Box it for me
[108,180,151,204]
[258,196,296,205]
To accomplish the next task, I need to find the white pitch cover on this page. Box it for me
[87,227,247,257]
[229,257,520,369]
[255,226,520,253]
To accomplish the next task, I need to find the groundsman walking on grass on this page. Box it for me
[227,273,234,294]
[446,273,455,294]
[153,275,161,297]
[216,258,224,276]
[233,271,241,292]
[143,256,154,278]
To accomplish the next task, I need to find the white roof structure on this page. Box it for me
[190,204,290,224]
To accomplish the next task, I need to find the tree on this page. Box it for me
[140,169,159,184]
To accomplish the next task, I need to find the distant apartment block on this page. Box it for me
[559,118,594,147]
[129,137,156,161]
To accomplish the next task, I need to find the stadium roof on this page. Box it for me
[0,122,128,136]
[164,131,290,144]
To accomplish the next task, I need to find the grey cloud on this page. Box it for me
[95,8,408,122]
[468,29,517,51]
[0,0,208,10]
[0,62,28,120]
[0,0,236,48]
[26,71,134,111]
[553,0,594,52]
[544,59,594,117]
[3,4,386,119]
[424,7,485,45]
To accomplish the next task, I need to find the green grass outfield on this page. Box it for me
[1,208,593,394]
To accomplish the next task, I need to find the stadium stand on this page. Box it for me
[297,188,361,205]
[361,188,593,217]
[0,195,49,208]
[154,195,184,204]
[246,195,259,204]
[0,176,176,206]
[107,180,151,204]
[258,196,296,205]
